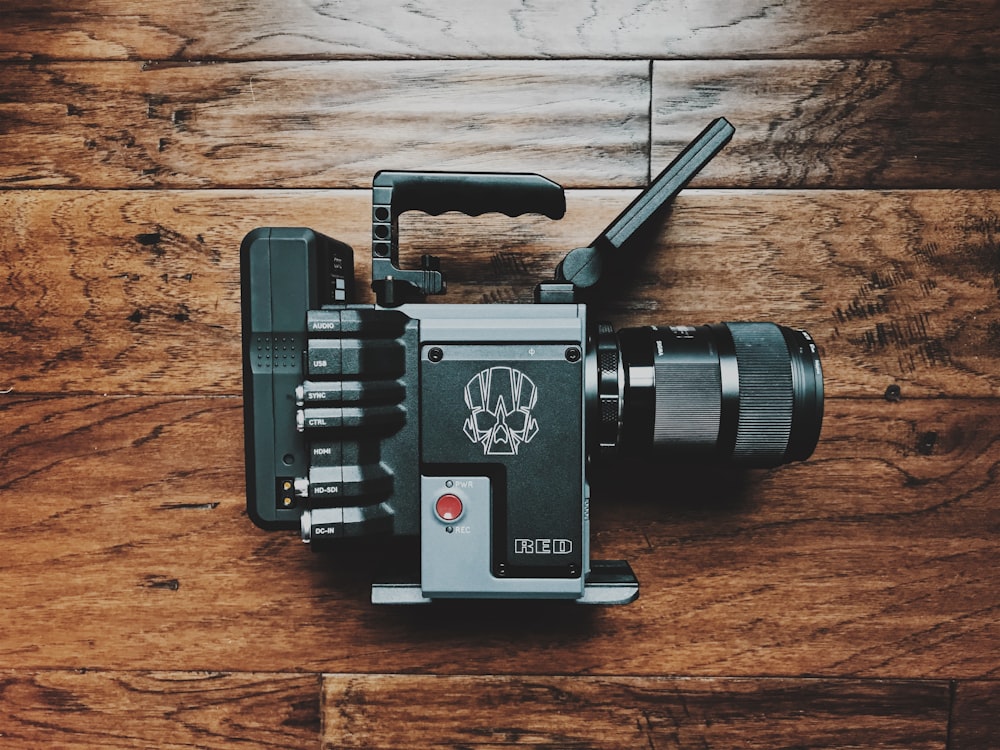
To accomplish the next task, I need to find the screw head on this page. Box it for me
[428,347,444,363]
[565,346,581,362]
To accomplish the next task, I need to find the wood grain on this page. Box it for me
[0,395,996,678]
[950,681,1000,750]
[3,189,999,397]
[2,59,999,189]
[0,671,319,749]
[321,674,949,749]
[0,61,649,189]
[1,0,997,61]
[652,60,1000,188]
[2,3,998,746]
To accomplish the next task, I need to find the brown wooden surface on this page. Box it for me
[4,189,1000,397]
[1,2,998,748]
[950,682,1000,750]
[1,60,997,189]
[322,675,950,749]
[1,395,997,679]
[1,1,998,61]
[0,61,650,189]
[0,671,319,749]
[651,60,1000,188]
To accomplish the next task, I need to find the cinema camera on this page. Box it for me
[240,118,823,604]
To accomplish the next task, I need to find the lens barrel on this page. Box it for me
[589,322,823,467]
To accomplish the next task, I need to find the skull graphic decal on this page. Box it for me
[463,367,539,456]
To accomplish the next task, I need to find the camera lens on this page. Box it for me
[589,322,823,467]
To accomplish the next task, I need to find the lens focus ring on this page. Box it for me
[727,322,794,465]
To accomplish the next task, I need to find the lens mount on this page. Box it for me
[587,322,624,456]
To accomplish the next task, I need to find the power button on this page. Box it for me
[434,493,464,522]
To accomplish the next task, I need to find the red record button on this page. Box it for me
[434,493,464,522]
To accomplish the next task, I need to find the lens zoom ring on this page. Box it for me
[729,322,793,464]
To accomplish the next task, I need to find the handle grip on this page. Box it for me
[371,171,566,306]
[373,171,566,220]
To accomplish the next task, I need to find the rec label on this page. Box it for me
[514,538,573,555]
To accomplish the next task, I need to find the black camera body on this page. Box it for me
[240,119,824,604]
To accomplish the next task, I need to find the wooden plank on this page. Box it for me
[321,674,949,749]
[2,189,999,397]
[1,0,998,61]
[0,60,649,189]
[3,59,999,190]
[652,60,1000,189]
[0,395,997,677]
[0,671,319,749]
[950,681,1000,750]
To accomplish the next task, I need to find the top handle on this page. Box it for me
[371,171,566,307]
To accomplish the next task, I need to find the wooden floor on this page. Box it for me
[1,2,998,747]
